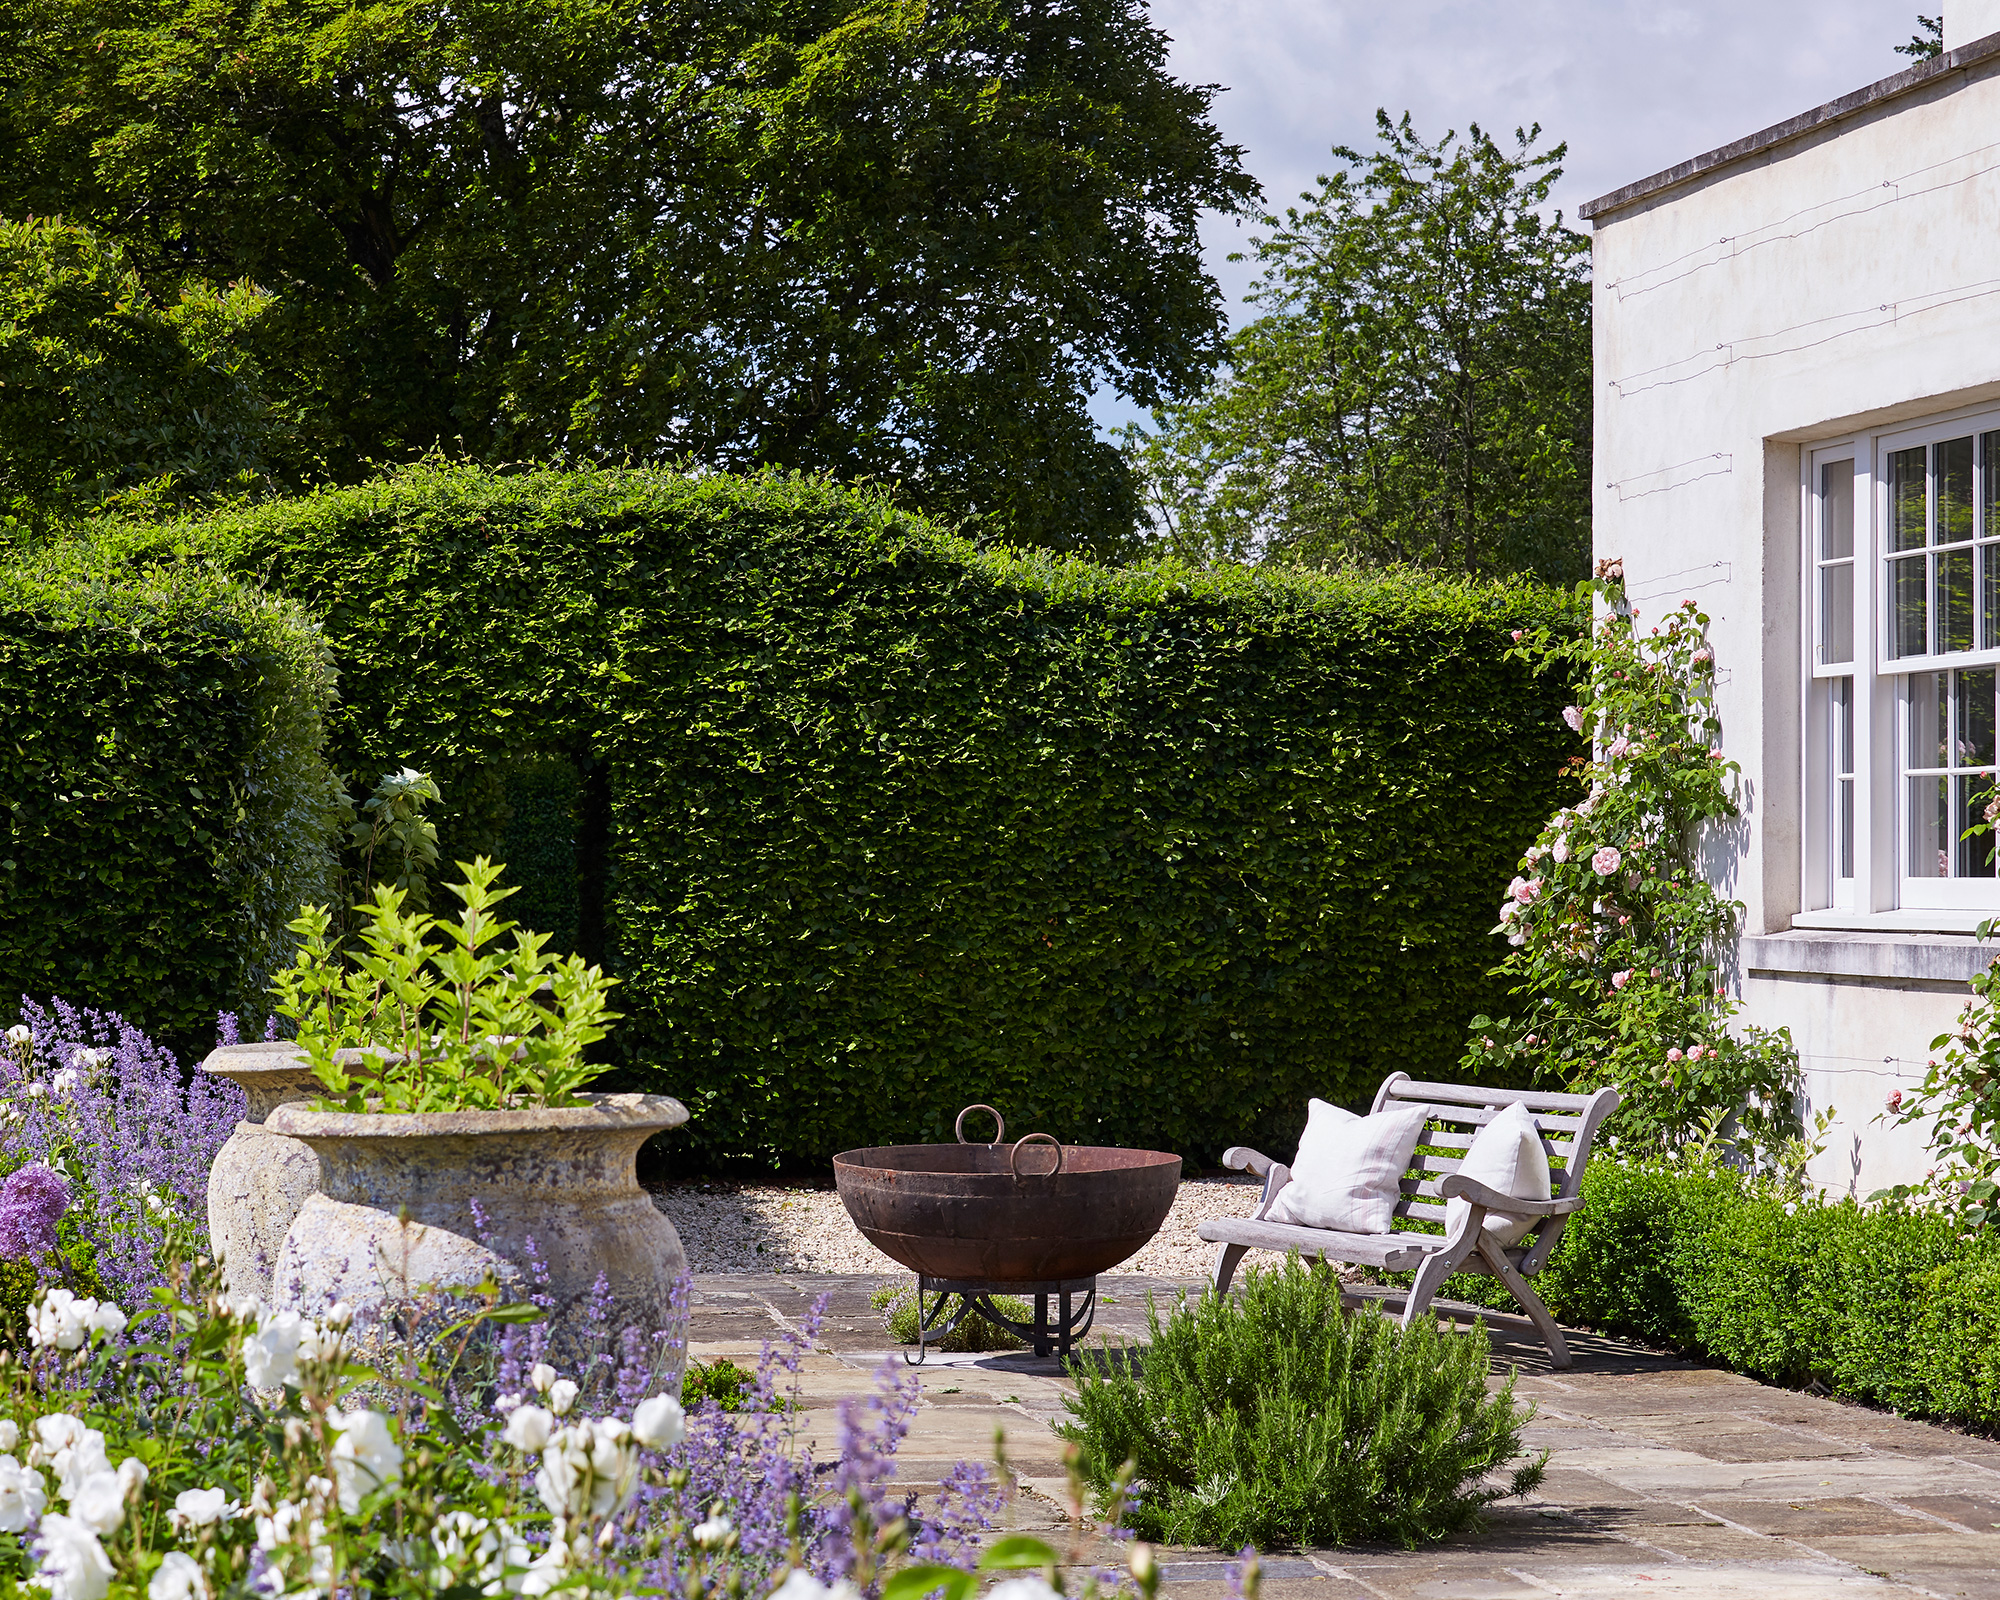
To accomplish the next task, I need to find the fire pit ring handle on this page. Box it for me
[955,1104,1005,1146]
[1010,1133,1064,1180]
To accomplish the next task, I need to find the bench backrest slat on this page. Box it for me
[1365,1069,1620,1276]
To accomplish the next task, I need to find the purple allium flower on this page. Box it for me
[0,1164,68,1260]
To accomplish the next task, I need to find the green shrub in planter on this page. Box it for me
[1056,1258,1544,1550]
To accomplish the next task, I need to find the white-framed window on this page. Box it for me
[1802,408,2000,922]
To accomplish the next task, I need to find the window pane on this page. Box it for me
[1985,542,2000,650]
[1838,779,1855,879]
[1911,671,1947,770]
[1939,546,1976,653]
[1892,445,1928,551]
[1820,561,1853,664]
[1834,676,1854,775]
[1911,774,1948,876]
[1960,667,1998,767]
[1960,775,1999,877]
[1985,429,2000,535]
[1894,554,1928,657]
[1940,435,1976,544]
[1820,459,1854,559]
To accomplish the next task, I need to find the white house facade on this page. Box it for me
[1581,4,2000,1198]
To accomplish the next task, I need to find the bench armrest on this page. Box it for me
[1221,1147,1275,1177]
[1438,1175,1586,1217]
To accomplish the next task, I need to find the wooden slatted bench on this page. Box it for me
[1195,1072,1620,1369]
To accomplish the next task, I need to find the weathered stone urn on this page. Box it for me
[264,1094,689,1378]
[201,1042,326,1304]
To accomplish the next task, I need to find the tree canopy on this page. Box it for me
[0,0,1256,555]
[1124,113,1592,581]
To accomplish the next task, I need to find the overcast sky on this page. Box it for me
[1092,0,1926,431]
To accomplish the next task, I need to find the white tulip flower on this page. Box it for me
[31,1512,113,1600]
[0,1420,19,1453]
[767,1571,864,1600]
[691,1511,733,1549]
[529,1363,557,1395]
[502,1405,554,1454]
[326,1408,402,1515]
[242,1310,307,1389]
[87,1303,126,1339]
[630,1394,684,1449]
[148,1551,207,1600]
[5,1025,30,1045]
[170,1487,235,1531]
[546,1379,578,1418]
[0,1455,46,1532]
[66,1471,126,1537]
[986,1581,1063,1600]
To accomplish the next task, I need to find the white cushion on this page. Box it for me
[1266,1099,1430,1234]
[1445,1101,1552,1247]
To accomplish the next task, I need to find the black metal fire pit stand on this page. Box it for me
[909,1275,1097,1363]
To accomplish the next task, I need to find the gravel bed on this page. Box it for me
[648,1176,1264,1279]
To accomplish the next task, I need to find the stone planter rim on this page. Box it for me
[266,1091,688,1142]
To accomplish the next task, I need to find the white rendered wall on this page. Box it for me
[1947,2,2000,49]
[1589,58,2000,1196]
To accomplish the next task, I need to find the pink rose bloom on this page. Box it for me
[1592,845,1622,876]
[1611,969,1633,990]
[1693,648,1713,664]
[1512,877,1541,904]
[1686,1045,1705,1062]
[1607,736,1631,760]
[1666,1047,1683,1062]
[1886,1089,1903,1112]
[1511,630,1523,642]
[1562,706,1584,733]
[1551,838,1570,864]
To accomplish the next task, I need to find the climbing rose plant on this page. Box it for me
[1464,567,1802,1155]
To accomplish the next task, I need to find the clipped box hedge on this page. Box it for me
[1522,1157,2000,1431]
[0,537,337,1051]
[135,463,1578,1163]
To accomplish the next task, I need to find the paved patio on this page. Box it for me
[690,1272,2000,1600]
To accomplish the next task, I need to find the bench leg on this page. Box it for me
[1210,1240,1250,1295]
[1400,1247,1457,1333]
[1478,1234,1571,1370]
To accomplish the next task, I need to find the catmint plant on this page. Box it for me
[271,857,620,1112]
[1471,566,1803,1159]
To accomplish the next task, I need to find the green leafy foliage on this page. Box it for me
[1125,112,1591,580]
[0,0,1256,557]
[869,1283,1029,1354]
[1874,939,2000,1226]
[1057,1258,1544,1549]
[0,535,339,1052]
[681,1357,756,1412]
[1535,1153,2000,1426]
[272,858,619,1112]
[1468,570,1801,1155]
[111,462,1577,1162]
[0,215,282,533]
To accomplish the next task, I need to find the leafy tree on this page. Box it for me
[1896,14,1943,59]
[0,216,278,531]
[1124,112,1592,581]
[0,0,1255,556]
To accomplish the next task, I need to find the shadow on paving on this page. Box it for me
[687,1272,2000,1598]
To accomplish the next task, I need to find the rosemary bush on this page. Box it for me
[1057,1259,1543,1549]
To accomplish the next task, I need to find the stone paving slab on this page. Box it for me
[688,1272,2000,1597]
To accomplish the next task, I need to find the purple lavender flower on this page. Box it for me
[0,1164,68,1260]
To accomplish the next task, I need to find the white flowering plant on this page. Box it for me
[1467,565,1802,1157]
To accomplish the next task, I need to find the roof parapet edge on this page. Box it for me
[1578,30,2000,222]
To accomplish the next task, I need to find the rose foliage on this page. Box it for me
[1465,570,1802,1155]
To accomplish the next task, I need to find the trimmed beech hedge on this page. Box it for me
[136,464,1578,1164]
[1517,1159,2000,1431]
[0,538,337,1050]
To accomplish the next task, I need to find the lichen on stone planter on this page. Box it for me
[266,1092,690,1383]
[201,1041,325,1304]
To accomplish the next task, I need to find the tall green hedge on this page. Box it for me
[0,537,338,1049]
[134,463,1578,1163]
[1531,1157,2000,1431]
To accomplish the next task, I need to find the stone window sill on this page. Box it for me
[1746,926,1994,984]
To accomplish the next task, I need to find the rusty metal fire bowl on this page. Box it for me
[833,1105,1181,1359]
